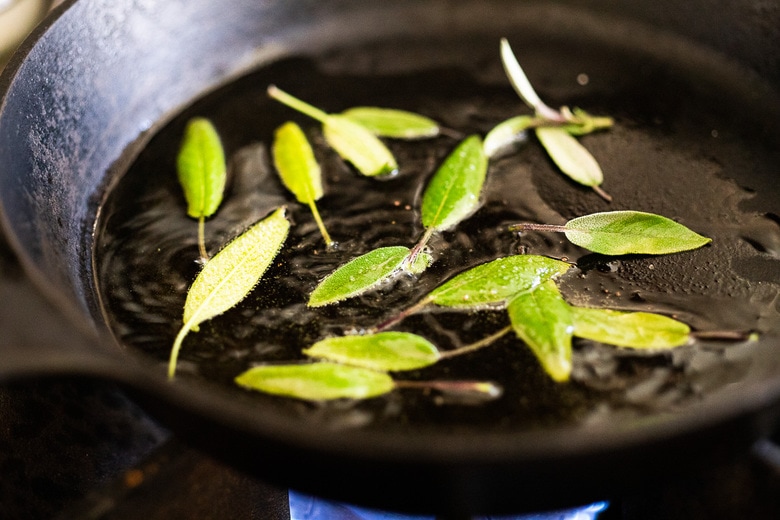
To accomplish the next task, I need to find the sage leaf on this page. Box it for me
[309,246,431,307]
[235,362,395,401]
[341,107,440,140]
[500,38,562,122]
[535,126,603,188]
[572,307,691,349]
[169,207,290,378]
[507,280,573,382]
[271,121,332,246]
[426,254,572,309]
[177,117,227,219]
[177,117,227,258]
[564,211,712,255]
[268,85,398,177]
[421,135,488,232]
[304,332,440,371]
[483,115,536,159]
[322,115,399,176]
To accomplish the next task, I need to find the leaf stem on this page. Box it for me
[371,298,431,333]
[168,323,193,379]
[691,330,756,342]
[308,200,334,248]
[267,85,329,123]
[592,185,613,202]
[406,227,435,269]
[197,216,208,260]
[394,379,503,398]
[509,222,568,233]
[439,326,512,359]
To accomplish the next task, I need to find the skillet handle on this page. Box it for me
[0,256,128,382]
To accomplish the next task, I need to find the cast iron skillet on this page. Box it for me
[1,0,779,516]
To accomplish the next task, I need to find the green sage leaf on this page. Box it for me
[507,280,573,382]
[564,211,712,255]
[176,117,227,219]
[272,121,323,204]
[483,115,536,159]
[267,85,397,177]
[500,38,561,121]
[535,126,603,187]
[341,107,440,139]
[572,307,691,349]
[309,246,431,307]
[304,332,440,371]
[271,121,332,245]
[235,362,395,400]
[426,254,572,309]
[421,135,488,231]
[169,207,290,378]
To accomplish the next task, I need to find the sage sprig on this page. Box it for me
[511,210,712,255]
[267,85,398,177]
[168,207,290,379]
[499,38,613,201]
[272,121,333,247]
[176,117,227,259]
[308,135,486,306]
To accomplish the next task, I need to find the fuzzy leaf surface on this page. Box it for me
[323,114,398,176]
[564,211,712,255]
[421,135,488,231]
[304,332,440,372]
[341,107,439,139]
[507,280,573,382]
[426,255,572,309]
[572,307,691,348]
[235,363,394,400]
[535,126,603,187]
[176,117,227,218]
[309,246,422,307]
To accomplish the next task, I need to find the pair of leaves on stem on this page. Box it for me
[235,253,691,400]
[308,135,488,307]
[268,86,440,246]
[236,254,568,400]
[485,38,614,201]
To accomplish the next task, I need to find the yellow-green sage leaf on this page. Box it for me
[564,211,712,255]
[323,114,399,176]
[507,280,573,382]
[483,115,536,159]
[169,207,290,379]
[177,117,227,219]
[235,362,395,401]
[535,126,603,187]
[500,38,562,121]
[309,246,431,307]
[304,332,440,372]
[271,121,332,246]
[426,254,572,309]
[421,135,488,232]
[341,107,440,139]
[572,307,691,349]
[267,85,397,177]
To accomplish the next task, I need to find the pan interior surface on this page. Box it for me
[94,26,780,439]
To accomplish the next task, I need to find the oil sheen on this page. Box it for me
[95,39,780,433]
